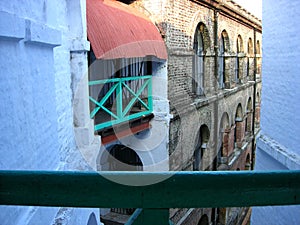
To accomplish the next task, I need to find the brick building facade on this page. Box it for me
[130,0,262,224]
[0,0,261,224]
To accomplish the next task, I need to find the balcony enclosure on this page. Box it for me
[88,52,154,137]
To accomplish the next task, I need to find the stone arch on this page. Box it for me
[193,124,210,171]
[193,22,211,53]
[188,11,212,52]
[198,214,209,225]
[235,103,243,120]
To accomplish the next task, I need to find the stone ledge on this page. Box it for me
[25,19,61,47]
[0,11,25,40]
[257,134,300,170]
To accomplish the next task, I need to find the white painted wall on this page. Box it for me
[251,0,300,224]
[260,0,300,157]
[0,0,101,224]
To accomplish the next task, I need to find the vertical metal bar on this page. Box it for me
[148,77,153,111]
[117,79,123,119]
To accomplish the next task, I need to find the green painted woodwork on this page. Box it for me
[1,170,300,209]
[89,75,153,131]
[1,170,299,224]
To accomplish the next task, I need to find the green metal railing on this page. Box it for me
[89,76,153,131]
[1,170,300,224]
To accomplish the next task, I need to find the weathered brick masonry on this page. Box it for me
[132,0,262,224]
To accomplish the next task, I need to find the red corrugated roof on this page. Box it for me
[87,0,167,60]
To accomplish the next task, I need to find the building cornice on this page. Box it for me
[190,0,262,32]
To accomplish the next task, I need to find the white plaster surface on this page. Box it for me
[251,140,300,225]
[251,1,300,224]
[260,0,300,157]
[0,1,101,224]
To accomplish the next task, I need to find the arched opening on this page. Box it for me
[245,98,252,134]
[255,91,261,128]
[108,144,143,171]
[246,38,253,77]
[198,214,209,225]
[219,30,229,89]
[192,23,210,96]
[87,213,98,225]
[218,112,230,164]
[107,144,142,216]
[256,40,261,54]
[193,23,205,96]
[256,40,261,74]
[193,124,210,171]
[235,35,243,83]
[234,104,243,149]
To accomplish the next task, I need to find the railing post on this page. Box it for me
[117,78,123,118]
[148,77,153,111]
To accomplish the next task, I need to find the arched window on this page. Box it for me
[245,98,252,134]
[256,40,261,54]
[256,40,261,74]
[193,24,205,96]
[107,144,142,216]
[234,104,244,149]
[246,38,253,77]
[218,112,230,165]
[235,35,243,83]
[193,124,210,171]
[218,34,225,88]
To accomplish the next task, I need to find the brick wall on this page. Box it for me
[136,0,261,223]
